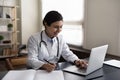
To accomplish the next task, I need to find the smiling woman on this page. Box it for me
[27,10,87,71]
[42,0,84,47]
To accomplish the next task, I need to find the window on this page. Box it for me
[42,0,84,47]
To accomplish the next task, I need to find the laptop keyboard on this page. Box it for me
[78,68,87,73]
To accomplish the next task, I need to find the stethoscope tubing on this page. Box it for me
[39,31,59,57]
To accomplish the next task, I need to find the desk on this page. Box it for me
[62,62,120,80]
[0,62,120,80]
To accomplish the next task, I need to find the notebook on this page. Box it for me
[104,59,120,68]
[2,70,64,80]
[63,45,108,76]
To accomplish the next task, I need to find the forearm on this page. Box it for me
[62,50,79,63]
[27,57,45,69]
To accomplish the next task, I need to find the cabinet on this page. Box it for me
[0,5,19,56]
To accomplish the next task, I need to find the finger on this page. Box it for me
[81,62,88,68]
[50,64,56,70]
[77,61,86,68]
[47,67,54,72]
[75,60,81,66]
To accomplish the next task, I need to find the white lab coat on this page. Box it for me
[27,30,79,69]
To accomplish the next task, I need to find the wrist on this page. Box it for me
[41,63,48,69]
[74,60,78,65]
[74,59,81,65]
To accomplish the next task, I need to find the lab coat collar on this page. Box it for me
[42,30,56,43]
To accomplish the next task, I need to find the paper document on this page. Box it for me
[34,70,64,80]
[2,70,36,80]
[104,59,120,68]
[2,70,64,80]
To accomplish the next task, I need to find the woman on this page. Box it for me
[27,11,87,72]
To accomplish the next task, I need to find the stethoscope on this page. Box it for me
[39,31,59,59]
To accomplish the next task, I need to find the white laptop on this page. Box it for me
[63,45,108,76]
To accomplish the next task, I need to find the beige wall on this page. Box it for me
[21,0,41,44]
[84,0,120,56]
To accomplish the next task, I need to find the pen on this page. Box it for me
[44,59,53,64]
[44,59,59,70]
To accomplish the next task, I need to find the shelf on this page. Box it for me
[0,31,19,33]
[0,18,11,20]
[0,31,13,33]
[0,5,16,8]
[0,43,12,46]
[0,3,19,56]
[0,18,19,21]
[0,42,20,45]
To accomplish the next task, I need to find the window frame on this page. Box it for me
[42,0,85,48]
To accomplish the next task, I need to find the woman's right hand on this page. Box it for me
[41,63,56,72]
